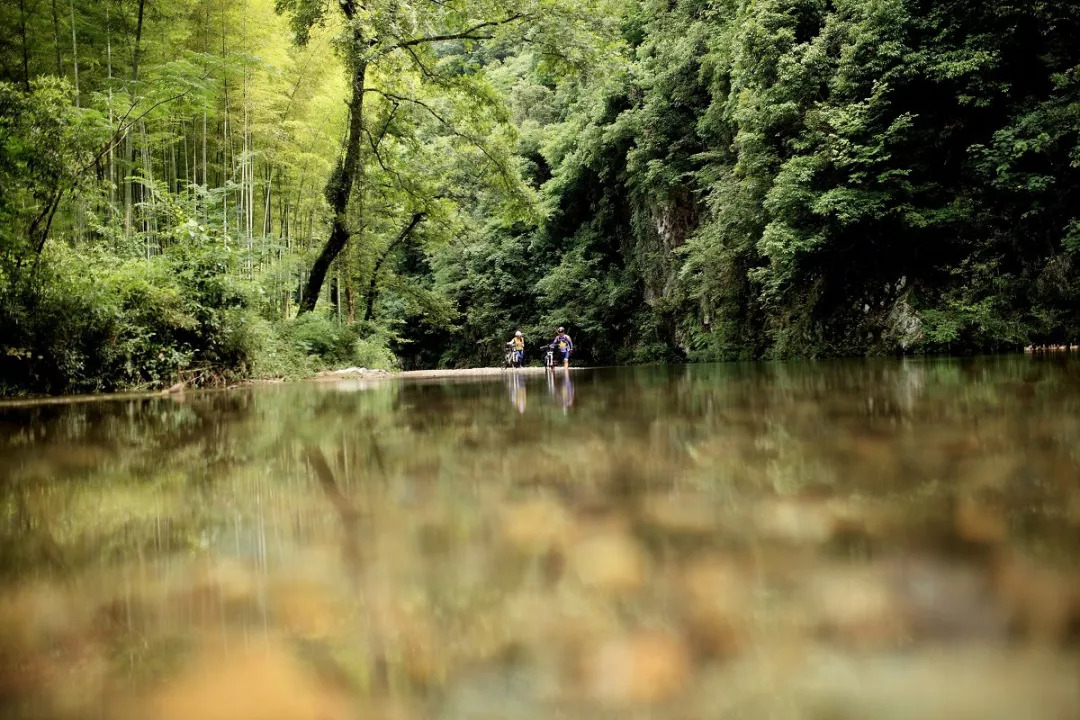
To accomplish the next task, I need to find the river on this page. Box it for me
[1,357,1079,719]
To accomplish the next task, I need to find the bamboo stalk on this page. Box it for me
[243,3,253,276]
[51,0,63,78]
[141,120,154,257]
[182,129,189,199]
[68,0,80,106]
[203,4,209,197]
[106,4,115,219]
[222,11,230,246]
[16,0,29,91]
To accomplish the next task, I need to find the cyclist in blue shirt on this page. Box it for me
[552,327,573,370]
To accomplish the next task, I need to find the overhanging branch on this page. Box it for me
[80,82,209,178]
[380,14,525,57]
[363,88,516,191]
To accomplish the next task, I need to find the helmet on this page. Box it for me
[557,326,565,333]
[514,330,522,337]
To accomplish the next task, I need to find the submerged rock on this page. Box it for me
[130,644,355,720]
[679,555,751,656]
[582,631,690,705]
[568,529,648,595]
[499,497,575,555]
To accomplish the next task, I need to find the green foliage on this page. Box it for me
[280,315,398,369]
[919,257,1042,353]
[0,79,105,270]
[0,235,252,394]
[351,330,400,370]
[418,0,1080,365]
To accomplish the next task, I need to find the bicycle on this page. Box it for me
[505,342,525,369]
[542,343,555,369]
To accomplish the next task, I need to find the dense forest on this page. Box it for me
[1,0,1078,394]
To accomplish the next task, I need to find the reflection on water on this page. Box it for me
[1,357,1080,719]
[547,370,575,413]
[506,369,575,415]
[507,372,527,414]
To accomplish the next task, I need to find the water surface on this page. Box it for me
[2,358,1079,719]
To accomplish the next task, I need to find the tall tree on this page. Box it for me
[276,0,536,314]
[51,0,63,77]
[17,0,30,90]
[68,0,79,105]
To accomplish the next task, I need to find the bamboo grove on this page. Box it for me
[5,0,348,289]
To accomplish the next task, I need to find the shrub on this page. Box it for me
[0,237,264,395]
[276,315,399,371]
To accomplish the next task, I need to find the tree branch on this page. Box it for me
[401,43,440,83]
[362,127,394,176]
[382,14,524,55]
[80,83,207,178]
[364,89,516,191]
[365,212,425,321]
[375,103,399,149]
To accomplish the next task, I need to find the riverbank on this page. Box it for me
[312,366,581,382]
[0,365,581,407]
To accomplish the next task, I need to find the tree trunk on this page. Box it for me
[51,0,63,77]
[124,133,133,238]
[29,189,65,271]
[18,0,30,91]
[126,0,146,241]
[106,4,114,215]
[346,166,362,323]
[202,109,208,186]
[170,133,178,196]
[191,119,196,188]
[221,14,230,245]
[264,164,273,237]
[242,8,254,275]
[279,189,287,239]
[141,120,154,257]
[298,57,367,313]
[132,0,146,86]
[68,0,79,106]
[346,286,356,323]
[333,269,341,320]
[364,213,424,322]
[202,6,209,193]
[182,131,189,195]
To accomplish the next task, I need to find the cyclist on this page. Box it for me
[506,330,525,368]
[552,327,573,370]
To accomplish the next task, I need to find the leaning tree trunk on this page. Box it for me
[298,55,367,314]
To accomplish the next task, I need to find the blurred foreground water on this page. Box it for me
[1,358,1079,719]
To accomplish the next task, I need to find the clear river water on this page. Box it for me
[1,357,1079,719]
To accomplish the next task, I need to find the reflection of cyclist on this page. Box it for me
[551,327,573,370]
[554,372,574,414]
[506,330,525,368]
[507,372,526,413]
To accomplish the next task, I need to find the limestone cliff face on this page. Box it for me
[621,188,699,356]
